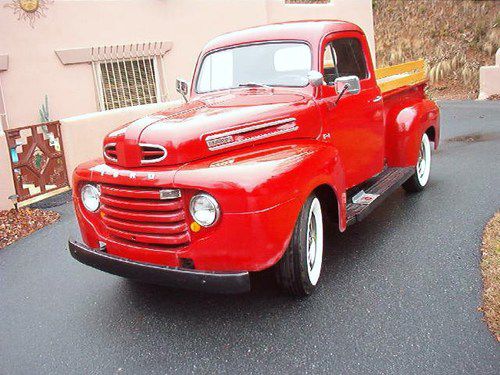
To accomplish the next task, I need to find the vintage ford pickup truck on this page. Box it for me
[69,21,440,296]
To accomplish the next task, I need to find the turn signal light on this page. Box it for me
[190,222,201,232]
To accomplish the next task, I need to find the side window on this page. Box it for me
[322,37,368,85]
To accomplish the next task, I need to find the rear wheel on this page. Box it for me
[275,194,324,296]
[403,133,431,193]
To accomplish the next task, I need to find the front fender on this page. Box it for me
[385,99,440,167]
[174,139,347,226]
[72,141,347,271]
[173,140,347,270]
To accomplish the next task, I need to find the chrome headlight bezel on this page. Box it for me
[189,193,220,227]
[81,184,101,213]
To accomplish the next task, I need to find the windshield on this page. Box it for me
[196,42,312,93]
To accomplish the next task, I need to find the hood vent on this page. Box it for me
[103,143,167,165]
[140,143,167,164]
[103,143,117,162]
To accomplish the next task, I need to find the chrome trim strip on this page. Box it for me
[205,117,297,151]
[103,143,117,162]
[206,117,296,140]
[139,143,168,164]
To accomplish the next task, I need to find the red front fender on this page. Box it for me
[174,140,347,230]
[72,140,347,272]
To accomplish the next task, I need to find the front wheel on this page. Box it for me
[403,133,432,193]
[275,194,324,297]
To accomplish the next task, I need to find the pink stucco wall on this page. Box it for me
[479,49,500,100]
[0,102,182,210]
[0,0,374,129]
[0,0,375,210]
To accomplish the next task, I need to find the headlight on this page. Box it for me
[189,193,220,227]
[81,184,100,212]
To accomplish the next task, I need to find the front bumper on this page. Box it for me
[68,239,251,294]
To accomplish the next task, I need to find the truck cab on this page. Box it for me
[69,21,440,296]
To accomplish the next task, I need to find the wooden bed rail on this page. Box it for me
[375,59,427,93]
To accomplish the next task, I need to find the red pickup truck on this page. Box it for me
[69,21,440,296]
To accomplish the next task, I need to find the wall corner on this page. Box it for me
[0,131,17,210]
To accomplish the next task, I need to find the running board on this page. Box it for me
[346,167,414,226]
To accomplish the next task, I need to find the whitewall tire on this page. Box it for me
[275,194,324,296]
[403,132,432,193]
[306,198,324,286]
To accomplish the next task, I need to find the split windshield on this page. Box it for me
[196,42,312,93]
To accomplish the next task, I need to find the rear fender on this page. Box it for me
[385,99,440,167]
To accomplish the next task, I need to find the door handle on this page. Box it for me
[371,95,383,103]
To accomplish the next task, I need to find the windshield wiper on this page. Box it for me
[238,82,271,89]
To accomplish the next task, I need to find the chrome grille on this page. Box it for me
[100,184,190,249]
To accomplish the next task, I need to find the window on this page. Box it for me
[94,57,162,111]
[274,45,310,72]
[323,38,368,85]
[197,50,234,93]
[196,42,311,93]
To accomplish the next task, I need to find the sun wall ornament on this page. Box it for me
[4,0,54,28]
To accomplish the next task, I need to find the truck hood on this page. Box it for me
[102,89,321,168]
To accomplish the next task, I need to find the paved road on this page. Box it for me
[1,101,499,374]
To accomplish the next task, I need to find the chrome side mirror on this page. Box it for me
[307,70,324,87]
[176,78,189,102]
[334,76,361,95]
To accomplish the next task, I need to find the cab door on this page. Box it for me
[319,32,385,188]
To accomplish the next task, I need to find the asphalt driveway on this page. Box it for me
[1,101,499,374]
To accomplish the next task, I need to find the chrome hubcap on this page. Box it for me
[416,133,431,186]
[307,215,317,270]
[417,142,426,180]
[306,198,323,286]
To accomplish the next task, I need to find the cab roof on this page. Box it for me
[202,20,364,53]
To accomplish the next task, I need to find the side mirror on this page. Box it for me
[307,70,324,87]
[176,78,189,102]
[334,75,361,95]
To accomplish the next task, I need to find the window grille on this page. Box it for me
[92,43,162,111]
[93,54,162,111]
